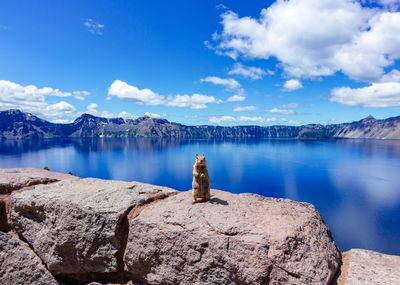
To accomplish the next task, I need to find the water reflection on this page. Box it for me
[0,138,399,254]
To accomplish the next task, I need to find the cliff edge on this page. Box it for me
[0,168,397,285]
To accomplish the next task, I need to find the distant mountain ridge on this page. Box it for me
[0,109,399,139]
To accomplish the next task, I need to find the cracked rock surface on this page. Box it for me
[0,231,59,285]
[124,190,341,285]
[10,178,177,276]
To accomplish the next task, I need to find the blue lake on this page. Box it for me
[0,138,399,255]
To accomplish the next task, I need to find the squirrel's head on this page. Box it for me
[195,154,206,166]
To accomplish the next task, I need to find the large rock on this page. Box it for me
[0,167,76,194]
[0,231,59,285]
[10,178,177,277]
[335,249,400,285]
[0,168,75,232]
[124,190,341,285]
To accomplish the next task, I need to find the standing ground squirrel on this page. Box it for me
[192,154,211,203]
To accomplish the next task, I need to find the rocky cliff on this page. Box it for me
[1,109,399,139]
[1,168,398,284]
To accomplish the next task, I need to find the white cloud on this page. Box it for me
[226,94,245,102]
[216,3,228,10]
[108,80,164,105]
[144,112,163,119]
[330,81,400,107]
[46,101,76,113]
[0,80,89,121]
[283,103,299,109]
[72,91,90,100]
[167,93,220,109]
[200,76,241,90]
[108,80,220,109]
[42,101,77,120]
[209,115,281,125]
[85,102,134,119]
[379,69,400,82]
[211,0,400,82]
[0,80,89,100]
[209,116,235,124]
[118,111,135,119]
[201,76,246,101]
[52,119,73,124]
[227,63,273,80]
[283,79,303,91]
[83,19,104,35]
[86,103,98,113]
[268,108,295,115]
[268,102,299,115]
[233,105,256,112]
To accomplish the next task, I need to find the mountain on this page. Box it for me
[0,109,399,139]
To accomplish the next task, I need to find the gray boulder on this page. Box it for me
[0,231,59,285]
[124,190,341,285]
[10,178,177,276]
[335,249,400,285]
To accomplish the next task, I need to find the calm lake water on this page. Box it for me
[1,138,399,254]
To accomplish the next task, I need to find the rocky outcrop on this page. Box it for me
[124,190,340,285]
[1,168,398,284]
[10,178,177,279]
[0,231,59,285]
[0,167,75,194]
[335,249,400,285]
[0,168,75,232]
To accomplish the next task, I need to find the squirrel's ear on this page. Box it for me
[196,154,198,157]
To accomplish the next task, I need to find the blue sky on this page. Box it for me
[0,0,400,125]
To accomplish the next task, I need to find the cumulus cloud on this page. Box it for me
[200,76,245,101]
[144,112,163,119]
[233,105,256,112]
[167,93,220,109]
[209,115,284,125]
[226,94,245,102]
[0,80,89,101]
[43,101,77,120]
[268,103,299,115]
[118,111,135,119]
[108,80,165,105]
[83,19,105,35]
[283,79,303,91]
[85,102,134,119]
[200,76,241,90]
[210,0,400,83]
[0,80,90,121]
[108,80,220,109]
[227,63,273,80]
[268,108,295,115]
[46,101,76,113]
[86,103,98,113]
[330,81,400,107]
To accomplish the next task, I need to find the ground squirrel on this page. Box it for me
[192,154,211,203]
